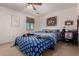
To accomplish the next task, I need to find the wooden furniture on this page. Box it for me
[73,30,78,46]
[61,29,66,41]
[61,30,78,46]
[64,31,73,42]
[77,16,79,46]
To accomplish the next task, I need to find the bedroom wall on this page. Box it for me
[77,4,79,15]
[34,16,41,31]
[0,5,78,45]
[0,6,35,44]
[39,7,78,31]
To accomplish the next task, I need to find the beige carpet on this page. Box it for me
[0,42,79,56]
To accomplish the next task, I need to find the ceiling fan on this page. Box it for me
[26,3,42,10]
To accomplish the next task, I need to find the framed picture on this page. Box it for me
[11,15,20,27]
[47,16,57,26]
[65,20,73,26]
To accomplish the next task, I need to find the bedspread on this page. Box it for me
[15,36,55,56]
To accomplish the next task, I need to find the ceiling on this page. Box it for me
[0,3,77,16]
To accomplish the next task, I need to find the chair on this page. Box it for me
[64,31,73,44]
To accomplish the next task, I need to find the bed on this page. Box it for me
[14,30,60,56]
[31,30,61,43]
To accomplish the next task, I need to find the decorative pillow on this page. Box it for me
[41,35,49,39]
[42,29,49,33]
[37,34,49,39]
[36,35,41,39]
[50,29,60,32]
[65,32,73,39]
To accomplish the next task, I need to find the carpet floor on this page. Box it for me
[0,42,79,56]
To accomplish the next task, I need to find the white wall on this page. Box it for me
[34,16,41,31]
[0,6,35,44]
[39,7,78,31]
[77,4,79,15]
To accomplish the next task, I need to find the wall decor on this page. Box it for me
[11,15,20,27]
[47,16,57,26]
[65,20,73,26]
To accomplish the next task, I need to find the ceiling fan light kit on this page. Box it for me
[27,4,33,9]
[26,3,42,10]
[26,3,42,15]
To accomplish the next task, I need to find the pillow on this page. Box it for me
[36,35,41,39]
[37,34,49,39]
[41,35,49,39]
[50,29,60,32]
[42,29,50,33]
[27,33,34,36]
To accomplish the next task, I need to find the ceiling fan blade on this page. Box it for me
[32,5,36,10]
[28,3,42,5]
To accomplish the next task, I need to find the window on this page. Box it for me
[26,17,34,30]
[26,23,34,30]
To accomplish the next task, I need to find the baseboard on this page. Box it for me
[0,41,14,46]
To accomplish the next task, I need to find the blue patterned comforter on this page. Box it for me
[15,35,56,56]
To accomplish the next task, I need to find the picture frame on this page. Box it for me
[11,15,20,27]
[65,20,73,26]
[47,16,57,26]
